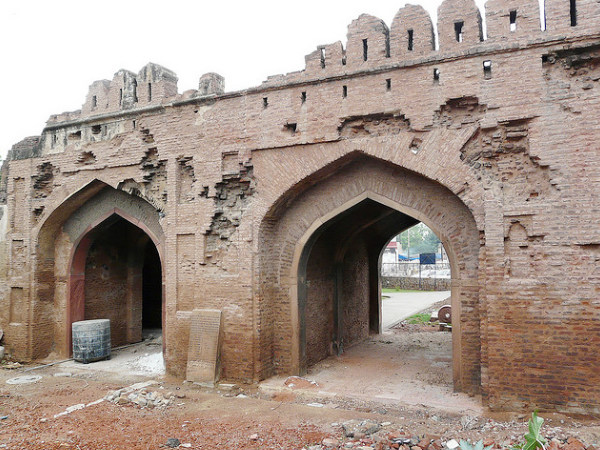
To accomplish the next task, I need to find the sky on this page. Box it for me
[0,0,500,160]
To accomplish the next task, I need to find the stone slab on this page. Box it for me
[186,309,223,385]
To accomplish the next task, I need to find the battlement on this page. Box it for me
[46,63,227,127]
[299,0,600,80]
[41,0,600,129]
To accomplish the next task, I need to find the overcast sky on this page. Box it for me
[0,0,502,160]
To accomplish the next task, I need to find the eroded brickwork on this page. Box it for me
[1,0,600,414]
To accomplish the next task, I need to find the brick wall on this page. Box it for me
[1,0,600,413]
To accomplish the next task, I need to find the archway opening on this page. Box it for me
[142,240,163,338]
[70,214,163,351]
[259,153,481,400]
[291,198,474,411]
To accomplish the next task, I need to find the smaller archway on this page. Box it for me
[67,211,164,355]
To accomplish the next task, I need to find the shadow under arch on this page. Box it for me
[258,153,481,393]
[33,179,165,359]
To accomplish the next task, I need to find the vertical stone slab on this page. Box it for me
[186,309,223,385]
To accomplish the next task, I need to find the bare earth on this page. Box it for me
[1,327,599,449]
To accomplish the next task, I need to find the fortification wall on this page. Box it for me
[1,0,600,413]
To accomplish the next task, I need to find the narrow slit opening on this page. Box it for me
[342,85,348,98]
[454,21,464,43]
[570,0,577,26]
[386,79,391,91]
[132,79,138,103]
[408,29,414,51]
[433,68,440,84]
[362,39,368,61]
[483,60,492,79]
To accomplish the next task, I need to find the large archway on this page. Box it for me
[258,153,481,393]
[33,180,165,359]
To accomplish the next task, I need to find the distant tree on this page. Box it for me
[398,223,440,256]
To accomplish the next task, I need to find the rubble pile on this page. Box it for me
[302,419,598,450]
[104,388,174,409]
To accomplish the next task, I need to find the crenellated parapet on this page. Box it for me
[299,0,600,79]
[80,63,178,117]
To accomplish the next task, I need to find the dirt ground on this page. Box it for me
[1,326,599,449]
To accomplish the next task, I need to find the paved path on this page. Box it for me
[381,290,450,329]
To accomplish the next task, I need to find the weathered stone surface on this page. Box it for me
[1,1,600,415]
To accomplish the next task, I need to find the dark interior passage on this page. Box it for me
[82,215,162,348]
[299,198,419,370]
[142,240,162,329]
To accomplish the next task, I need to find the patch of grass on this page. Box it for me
[405,312,434,324]
[381,288,426,293]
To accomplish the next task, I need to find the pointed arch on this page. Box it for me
[32,179,165,359]
[258,154,481,393]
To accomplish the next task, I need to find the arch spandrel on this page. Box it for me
[253,131,486,236]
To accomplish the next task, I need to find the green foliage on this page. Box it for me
[512,411,547,450]
[459,439,493,450]
[405,312,434,324]
[398,223,441,256]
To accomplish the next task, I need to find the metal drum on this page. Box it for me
[72,319,111,363]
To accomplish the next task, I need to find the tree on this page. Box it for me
[397,223,440,256]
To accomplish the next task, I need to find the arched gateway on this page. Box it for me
[258,153,481,393]
[33,180,165,359]
[3,0,600,413]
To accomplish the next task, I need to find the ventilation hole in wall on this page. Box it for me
[92,95,97,109]
[133,120,137,129]
[68,131,82,141]
[483,60,492,79]
[263,97,268,108]
[92,125,102,134]
[408,29,414,51]
[119,89,123,106]
[454,21,464,43]
[342,85,348,98]
[386,79,391,91]
[284,122,297,134]
[570,0,577,26]
[320,47,326,68]
[301,91,307,103]
[433,68,440,84]
[409,137,422,154]
[510,10,517,32]
[148,83,152,101]
[362,39,368,61]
